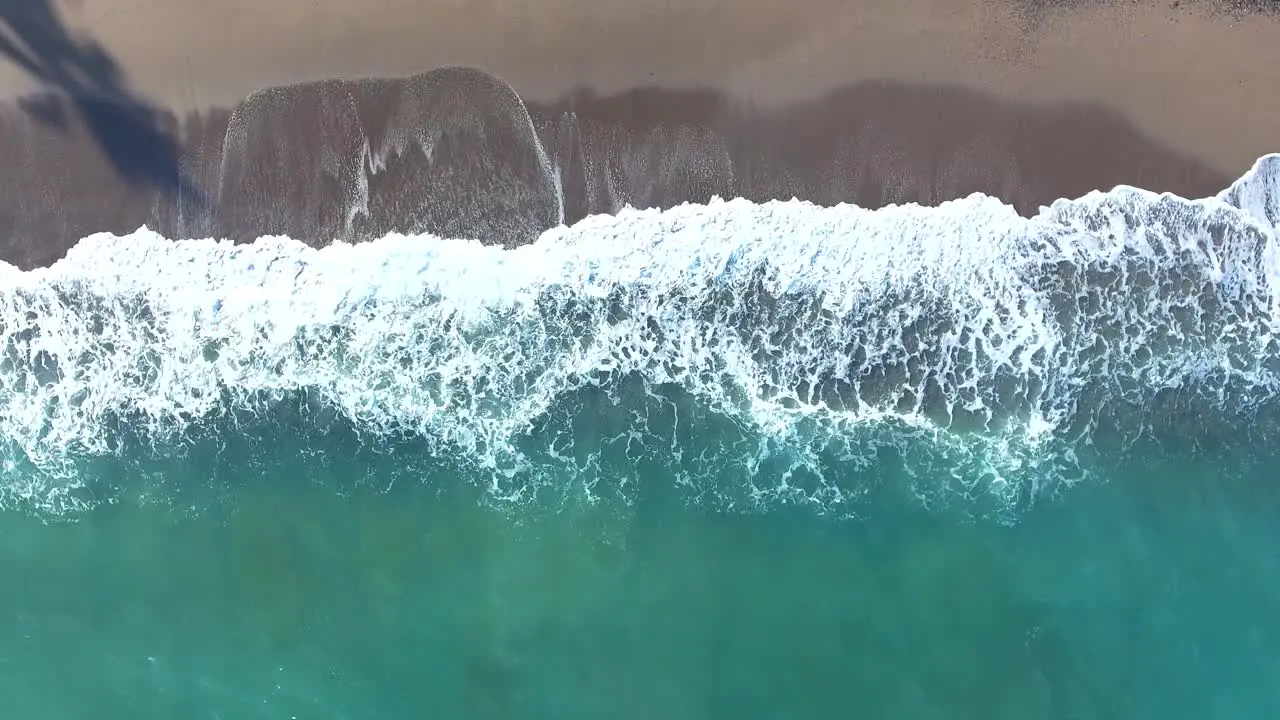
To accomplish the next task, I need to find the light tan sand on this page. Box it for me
[1,0,1276,174]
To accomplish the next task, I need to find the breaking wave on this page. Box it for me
[1,154,1278,519]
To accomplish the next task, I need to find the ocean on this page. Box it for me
[2,147,1280,717]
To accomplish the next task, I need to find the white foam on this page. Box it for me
[2,154,1278,515]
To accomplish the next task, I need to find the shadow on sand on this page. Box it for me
[0,0,200,206]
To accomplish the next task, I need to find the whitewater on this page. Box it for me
[2,153,1278,519]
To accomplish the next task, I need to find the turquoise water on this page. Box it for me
[2,430,1279,718]
[5,157,1280,717]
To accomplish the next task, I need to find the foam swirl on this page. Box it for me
[1,154,1277,517]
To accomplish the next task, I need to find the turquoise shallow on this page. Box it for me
[2,436,1279,718]
[3,155,1280,718]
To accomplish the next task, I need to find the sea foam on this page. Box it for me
[1,154,1278,517]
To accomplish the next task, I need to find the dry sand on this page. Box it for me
[2,0,1276,175]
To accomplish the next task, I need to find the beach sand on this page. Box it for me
[0,0,1276,267]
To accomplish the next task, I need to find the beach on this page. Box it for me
[2,0,1276,266]
[0,0,1273,170]
[2,2,1280,718]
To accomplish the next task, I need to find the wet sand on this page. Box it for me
[0,0,1277,267]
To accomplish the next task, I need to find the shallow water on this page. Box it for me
[3,443,1279,719]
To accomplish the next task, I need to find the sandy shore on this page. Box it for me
[0,0,1275,267]
[2,0,1275,174]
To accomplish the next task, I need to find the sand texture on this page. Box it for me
[0,0,1276,267]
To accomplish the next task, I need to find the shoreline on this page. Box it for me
[0,1,1276,268]
[0,71,1236,269]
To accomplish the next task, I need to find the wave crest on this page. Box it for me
[1,154,1278,517]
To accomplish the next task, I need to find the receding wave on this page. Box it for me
[0,68,1232,270]
[1,153,1278,519]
